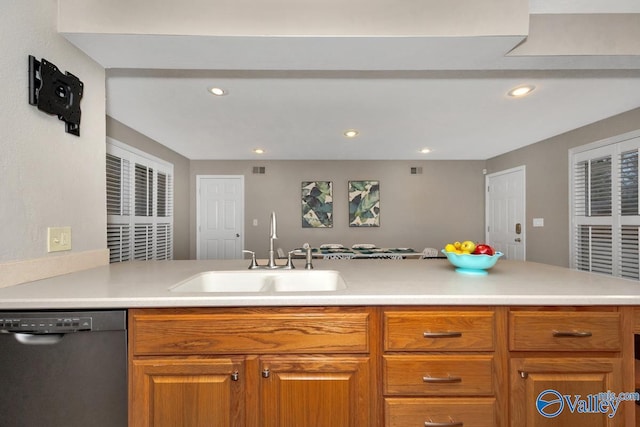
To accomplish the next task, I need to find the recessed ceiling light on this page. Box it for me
[344,129,359,138]
[253,148,265,154]
[420,148,431,154]
[208,87,227,96]
[507,85,535,97]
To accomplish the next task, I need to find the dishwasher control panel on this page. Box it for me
[0,316,92,333]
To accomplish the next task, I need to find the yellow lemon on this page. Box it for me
[453,241,462,250]
[461,240,476,253]
[444,243,456,252]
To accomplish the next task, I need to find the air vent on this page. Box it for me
[252,166,266,174]
[410,167,423,175]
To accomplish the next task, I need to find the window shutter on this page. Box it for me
[135,164,153,217]
[571,135,640,280]
[107,141,174,264]
[618,147,640,279]
[620,226,639,279]
[157,172,173,218]
[107,224,131,263]
[134,223,154,260]
[156,223,172,260]
[106,154,130,216]
[574,225,613,275]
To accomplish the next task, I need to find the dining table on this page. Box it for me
[295,247,422,259]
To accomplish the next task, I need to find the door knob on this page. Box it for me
[236,233,240,238]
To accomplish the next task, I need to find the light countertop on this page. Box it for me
[0,259,639,310]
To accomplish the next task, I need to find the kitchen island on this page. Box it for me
[0,258,638,309]
[1,259,639,427]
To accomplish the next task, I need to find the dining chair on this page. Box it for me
[421,247,440,258]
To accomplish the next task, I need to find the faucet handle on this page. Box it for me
[242,250,259,269]
[285,251,296,269]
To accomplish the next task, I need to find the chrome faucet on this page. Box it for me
[303,243,314,270]
[267,211,278,268]
[244,212,297,270]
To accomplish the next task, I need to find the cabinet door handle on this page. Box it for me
[423,331,462,338]
[424,419,463,427]
[231,371,239,381]
[552,330,592,338]
[262,368,270,378]
[423,375,462,384]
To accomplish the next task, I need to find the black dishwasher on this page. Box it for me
[0,310,127,427]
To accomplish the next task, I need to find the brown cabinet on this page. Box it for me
[128,305,636,427]
[131,357,246,427]
[260,356,371,427]
[382,309,503,427]
[129,307,373,427]
[509,308,625,427]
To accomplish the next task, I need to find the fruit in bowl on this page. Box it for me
[442,242,503,275]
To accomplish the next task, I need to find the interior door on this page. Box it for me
[197,175,244,259]
[486,166,525,260]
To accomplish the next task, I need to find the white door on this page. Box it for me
[197,175,244,259]
[485,166,526,260]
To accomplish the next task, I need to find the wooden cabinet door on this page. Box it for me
[259,356,371,427]
[511,358,623,427]
[131,357,246,427]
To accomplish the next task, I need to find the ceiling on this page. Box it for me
[62,0,640,160]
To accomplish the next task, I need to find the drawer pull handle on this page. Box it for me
[231,371,239,381]
[552,330,593,338]
[424,419,463,427]
[423,375,462,384]
[423,331,462,338]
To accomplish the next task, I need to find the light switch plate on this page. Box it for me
[47,226,72,252]
[533,218,544,227]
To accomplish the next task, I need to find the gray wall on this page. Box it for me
[106,117,191,260]
[486,107,640,267]
[190,160,486,259]
[0,2,106,274]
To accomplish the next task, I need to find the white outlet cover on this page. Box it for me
[533,218,544,227]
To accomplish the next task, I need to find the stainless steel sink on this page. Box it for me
[170,270,346,293]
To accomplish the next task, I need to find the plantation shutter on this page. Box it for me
[106,140,174,263]
[156,172,173,260]
[570,136,640,279]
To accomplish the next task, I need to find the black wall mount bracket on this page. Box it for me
[28,55,83,137]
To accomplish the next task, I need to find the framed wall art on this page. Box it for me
[301,181,333,228]
[348,180,380,227]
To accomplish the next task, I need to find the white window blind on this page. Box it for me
[106,141,174,263]
[570,135,640,280]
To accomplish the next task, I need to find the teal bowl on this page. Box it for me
[441,249,503,275]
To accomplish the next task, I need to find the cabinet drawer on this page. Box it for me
[131,308,369,355]
[509,311,621,351]
[384,311,495,351]
[384,355,494,396]
[385,397,496,427]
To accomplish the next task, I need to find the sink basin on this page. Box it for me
[170,271,272,293]
[170,270,346,293]
[272,270,346,292]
